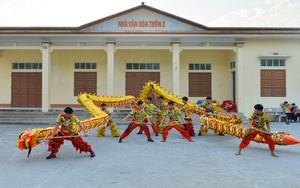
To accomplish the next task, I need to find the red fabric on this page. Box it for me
[162,124,191,141]
[221,100,238,112]
[220,100,232,108]
[138,119,158,133]
[47,130,91,154]
[120,123,151,139]
[238,130,275,151]
[183,119,195,136]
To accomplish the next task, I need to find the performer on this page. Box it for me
[96,103,120,137]
[198,96,224,136]
[182,96,196,136]
[280,101,292,124]
[119,100,154,143]
[235,104,279,157]
[155,95,167,134]
[137,97,159,136]
[46,107,95,159]
[159,101,194,142]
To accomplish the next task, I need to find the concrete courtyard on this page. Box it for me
[1,120,300,188]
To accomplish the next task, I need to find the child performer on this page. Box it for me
[182,96,196,136]
[96,103,120,137]
[119,100,154,143]
[46,107,95,159]
[159,101,194,142]
[198,96,224,136]
[155,95,167,134]
[235,104,278,157]
[137,97,159,136]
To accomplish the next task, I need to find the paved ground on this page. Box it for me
[1,120,300,188]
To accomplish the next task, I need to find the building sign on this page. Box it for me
[118,19,166,28]
[83,9,203,32]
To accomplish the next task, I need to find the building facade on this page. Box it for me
[0,3,299,116]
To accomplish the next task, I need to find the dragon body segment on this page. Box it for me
[16,81,300,151]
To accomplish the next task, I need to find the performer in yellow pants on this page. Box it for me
[96,103,120,137]
[155,95,167,134]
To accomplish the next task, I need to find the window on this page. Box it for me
[74,62,97,69]
[189,73,211,97]
[126,63,160,70]
[12,62,42,69]
[140,63,146,69]
[260,59,285,67]
[261,70,286,97]
[189,63,211,70]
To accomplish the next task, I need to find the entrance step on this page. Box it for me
[0,108,131,125]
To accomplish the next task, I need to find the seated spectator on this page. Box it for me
[280,101,292,124]
[291,103,300,122]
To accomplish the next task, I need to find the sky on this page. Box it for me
[0,0,299,27]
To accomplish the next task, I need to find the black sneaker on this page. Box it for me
[218,133,225,136]
[147,138,154,142]
[119,138,122,143]
[46,153,56,159]
[137,132,143,134]
[90,151,95,158]
[155,133,158,136]
[198,132,202,136]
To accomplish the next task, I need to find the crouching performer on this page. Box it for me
[159,101,194,142]
[119,100,154,143]
[182,96,196,136]
[46,107,95,159]
[235,104,278,157]
[96,103,120,137]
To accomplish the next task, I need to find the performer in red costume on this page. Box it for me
[182,96,196,136]
[119,100,154,143]
[235,104,278,157]
[136,97,159,136]
[159,101,194,142]
[46,107,95,159]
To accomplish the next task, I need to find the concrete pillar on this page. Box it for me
[171,41,181,95]
[106,41,115,95]
[41,42,51,112]
[235,41,245,114]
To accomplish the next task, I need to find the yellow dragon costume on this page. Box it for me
[16,81,300,157]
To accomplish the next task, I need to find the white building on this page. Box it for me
[0,3,299,116]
